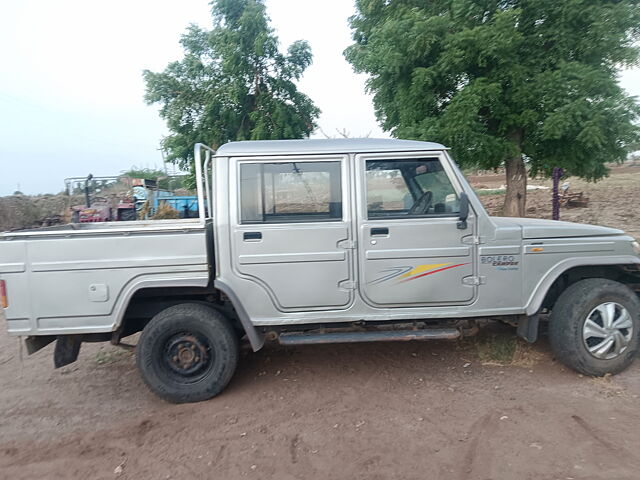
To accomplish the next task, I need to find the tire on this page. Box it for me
[136,303,239,403]
[548,278,640,376]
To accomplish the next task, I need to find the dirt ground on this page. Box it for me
[1,166,640,480]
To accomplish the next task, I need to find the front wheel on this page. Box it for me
[549,278,639,376]
[136,303,239,403]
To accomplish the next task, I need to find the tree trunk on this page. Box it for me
[503,154,527,217]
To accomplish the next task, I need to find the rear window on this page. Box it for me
[239,161,342,223]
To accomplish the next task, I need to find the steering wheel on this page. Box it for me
[408,190,433,215]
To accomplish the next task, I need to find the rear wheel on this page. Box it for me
[136,303,239,403]
[549,279,639,376]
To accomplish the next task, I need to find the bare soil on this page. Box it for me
[1,166,640,479]
[470,164,640,240]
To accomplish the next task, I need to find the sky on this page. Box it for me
[0,0,639,195]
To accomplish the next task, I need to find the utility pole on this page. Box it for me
[158,147,167,174]
[552,167,564,221]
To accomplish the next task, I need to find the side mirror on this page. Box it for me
[457,193,469,230]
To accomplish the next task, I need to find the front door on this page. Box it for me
[231,155,354,311]
[356,152,477,307]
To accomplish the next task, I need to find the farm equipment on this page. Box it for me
[132,182,198,220]
[560,182,589,208]
[64,174,197,222]
[70,198,114,223]
[68,174,116,223]
[156,192,199,218]
[115,197,137,221]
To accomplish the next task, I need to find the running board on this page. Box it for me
[278,328,460,346]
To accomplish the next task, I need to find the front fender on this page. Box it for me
[524,255,640,316]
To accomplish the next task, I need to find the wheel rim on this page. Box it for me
[582,302,634,360]
[161,332,214,383]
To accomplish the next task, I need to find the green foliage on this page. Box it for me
[120,167,167,180]
[144,0,320,171]
[475,188,505,196]
[345,0,640,181]
[120,167,187,191]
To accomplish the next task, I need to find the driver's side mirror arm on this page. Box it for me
[457,192,469,230]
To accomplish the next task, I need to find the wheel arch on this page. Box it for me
[113,279,264,352]
[524,256,640,316]
[112,275,209,330]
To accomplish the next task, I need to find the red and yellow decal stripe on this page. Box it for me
[369,262,470,285]
[398,263,469,283]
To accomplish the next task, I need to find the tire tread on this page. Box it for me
[136,303,239,403]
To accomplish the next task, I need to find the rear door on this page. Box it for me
[356,151,477,307]
[230,155,354,311]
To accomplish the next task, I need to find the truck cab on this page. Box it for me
[2,138,639,403]
[215,139,477,320]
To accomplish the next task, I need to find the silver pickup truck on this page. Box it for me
[2,139,639,403]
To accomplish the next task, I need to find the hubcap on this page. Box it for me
[582,302,634,360]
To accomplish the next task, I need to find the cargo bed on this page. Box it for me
[0,218,209,336]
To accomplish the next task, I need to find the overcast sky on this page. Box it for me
[1,1,639,195]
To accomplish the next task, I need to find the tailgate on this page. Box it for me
[0,239,30,333]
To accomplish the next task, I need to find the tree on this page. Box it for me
[144,0,320,174]
[345,0,640,216]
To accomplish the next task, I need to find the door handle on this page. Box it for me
[243,231,262,240]
[370,227,389,236]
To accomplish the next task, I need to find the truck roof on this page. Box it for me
[215,138,447,156]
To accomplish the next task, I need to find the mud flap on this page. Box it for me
[53,335,82,368]
[24,335,56,355]
[517,314,539,343]
[213,280,265,352]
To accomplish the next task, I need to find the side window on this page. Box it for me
[366,158,459,218]
[240,161,342,223]
[366,167,410,213]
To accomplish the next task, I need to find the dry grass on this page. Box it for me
[470,328,543,368]
[511,341,546,368]
[0,195,41,230]
[94,348,130,366]
[152,203,180,220]
[0,194,85,231]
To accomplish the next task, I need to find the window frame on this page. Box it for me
[236,156,346,225]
